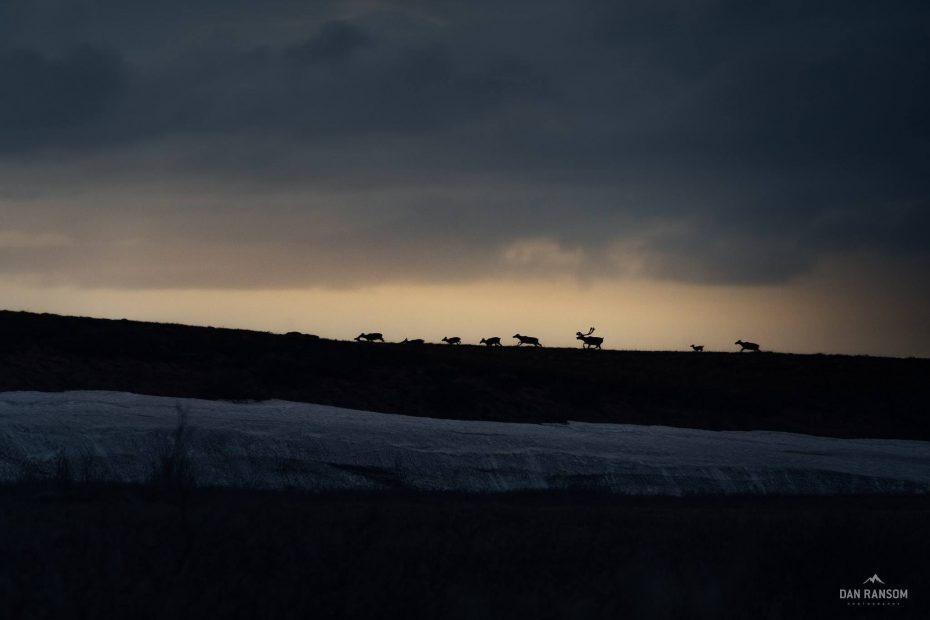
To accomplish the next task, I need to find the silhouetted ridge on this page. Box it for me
[0,310,927,439]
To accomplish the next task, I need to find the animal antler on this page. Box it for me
[584,327,595,335]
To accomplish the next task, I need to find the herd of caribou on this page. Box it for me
[353,328,763,352]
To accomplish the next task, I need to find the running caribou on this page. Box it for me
[513,334,541,347]
[576,327,604,349]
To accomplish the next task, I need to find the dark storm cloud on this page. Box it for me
[0,0,927,287]
[286,21,372,64]
[0,45,127,148]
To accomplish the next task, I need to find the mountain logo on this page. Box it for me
[840,573,907,606]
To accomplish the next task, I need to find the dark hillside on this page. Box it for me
[1,487,927,619]
[1,310,927,439]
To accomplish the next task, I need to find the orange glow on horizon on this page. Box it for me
[1,261,925,358]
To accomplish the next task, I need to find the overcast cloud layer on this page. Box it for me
[0,0,928,289]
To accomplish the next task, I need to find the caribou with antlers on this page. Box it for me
[355,332,384,342]
[576,327,604,349]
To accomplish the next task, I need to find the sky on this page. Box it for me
[0,0,927,356]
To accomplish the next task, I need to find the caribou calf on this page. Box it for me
[513,334,541,347]
[402,338,425,345]
[735,339,760,352]
[480,337,502,347]
[690,344,704,352]
[355,332,384,342]
[441,336,462,345]
[576,327,603,349]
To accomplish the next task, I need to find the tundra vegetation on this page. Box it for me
[0,311,926,439]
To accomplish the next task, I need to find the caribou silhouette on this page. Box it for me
[480,337,502,347]
[576,327,604,349]
[402,338,425,345]
[355,332,384,342]
[513,334,541,347]
[690,344,704,352]
[735,339,760,352]
[441,336,462,345]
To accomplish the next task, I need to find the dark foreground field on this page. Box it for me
[1,310,928,439]
[1,311,928,618]
[0,485,927,619]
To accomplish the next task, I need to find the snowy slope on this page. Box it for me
[0,391,928,495]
